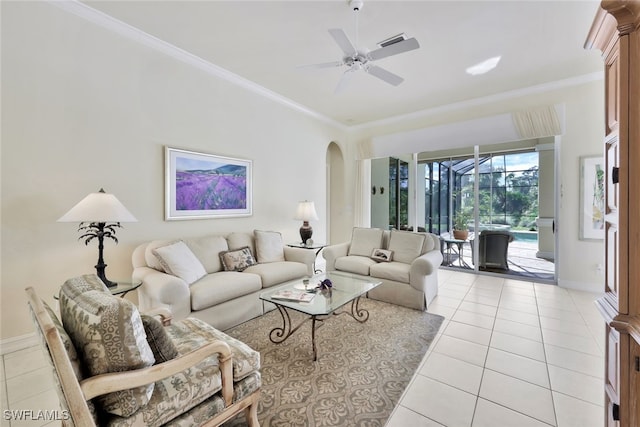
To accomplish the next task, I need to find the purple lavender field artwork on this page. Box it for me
[166,148,252,219]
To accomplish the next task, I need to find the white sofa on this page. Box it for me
[323,228,443,310]
[132,230,315,331]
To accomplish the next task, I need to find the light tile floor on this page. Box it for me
[0,269,605,427]
[386,269,605,427]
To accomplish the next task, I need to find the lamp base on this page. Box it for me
[299,221,313,244]
[96,265,118,288]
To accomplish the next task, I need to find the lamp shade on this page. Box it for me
[293,201,319,221]
[58,189,137,223]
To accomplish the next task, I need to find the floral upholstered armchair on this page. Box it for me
[26,274,261,426]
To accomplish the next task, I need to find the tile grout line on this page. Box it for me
[471,276,505,427]
[535,283,560,427]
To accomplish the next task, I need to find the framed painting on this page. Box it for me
[165,147,252,220]
[579,156,605,240]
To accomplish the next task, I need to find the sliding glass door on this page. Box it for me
[371,146,556,282]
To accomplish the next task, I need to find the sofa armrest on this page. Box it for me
[409,250,443,292]
[283,246,317,276]
[322,242,351,271]
[133,267,191,320]
[80,340,234,406]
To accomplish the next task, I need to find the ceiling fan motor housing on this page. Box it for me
[349,0,364,12]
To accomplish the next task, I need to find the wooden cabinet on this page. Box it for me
[585,2,640,426]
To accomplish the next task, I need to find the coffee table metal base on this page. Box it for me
[268,296,370,361]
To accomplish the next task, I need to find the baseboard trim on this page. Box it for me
[535,251,555,261]
[558,279,602,294]
[0,333,38,355]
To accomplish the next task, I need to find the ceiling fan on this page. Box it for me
[300,0,420,93]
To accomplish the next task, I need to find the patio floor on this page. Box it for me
[442,239,555,282]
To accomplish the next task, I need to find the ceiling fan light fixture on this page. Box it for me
[466,56,501,75]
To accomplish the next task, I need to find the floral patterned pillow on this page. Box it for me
[219,246,257,271]
[59,276,155,417]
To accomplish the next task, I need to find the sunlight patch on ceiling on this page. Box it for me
[466,56,502,76]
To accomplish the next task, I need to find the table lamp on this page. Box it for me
[294,200,319,245]
[58,188,137,287]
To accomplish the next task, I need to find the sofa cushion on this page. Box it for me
[244,261,308,288]
[141,315,179,364]
[335,255,378,276]
[388,230,426,264]
[171,318,261,381]
[348,228,384,257]
[370,261,411,283]
[254,230,285,263]
[153,241,207,285]
[185,235,229,274]
[190,272,262,310]
[108,317,259,427]
[219,246,257,272]
[226,232,255,253]
[59,276,155,417]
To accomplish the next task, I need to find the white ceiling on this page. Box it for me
[84,0,604,126]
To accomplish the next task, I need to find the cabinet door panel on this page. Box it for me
[605,324,621,427]
[605,42,620,135]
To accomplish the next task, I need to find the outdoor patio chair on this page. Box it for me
[471,230,514,271]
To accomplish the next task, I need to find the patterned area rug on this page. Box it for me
[223,298,444,427]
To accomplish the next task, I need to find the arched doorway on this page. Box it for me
[326,142,348,244]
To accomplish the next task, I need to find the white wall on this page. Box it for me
[341,80,605,292]
[0,2,346,341]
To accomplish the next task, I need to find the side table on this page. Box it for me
[54,279,142,300]
[287,242,326,273]
[108,280,143,298]
[441,237,468,267]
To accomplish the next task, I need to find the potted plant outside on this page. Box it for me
[453,211,471,240]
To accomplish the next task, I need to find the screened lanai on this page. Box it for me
[374,148,555,281]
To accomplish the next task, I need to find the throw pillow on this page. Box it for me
[141,314,179,364]
[219,246,257,271]
[254,230,285,263]
[348,227,384,257]
[371,248,393,262]
[59,278,155,417]
[388,230,427,264]
[153,240,207,285]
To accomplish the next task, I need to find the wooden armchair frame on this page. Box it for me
[26,286,260,427]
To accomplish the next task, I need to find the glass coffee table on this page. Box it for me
[260,272,381,361]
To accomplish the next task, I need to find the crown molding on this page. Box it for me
[349,71,604,131]
[49,1,603,134]
[49,0,348,132]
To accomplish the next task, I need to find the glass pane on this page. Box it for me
[505,151,538,171]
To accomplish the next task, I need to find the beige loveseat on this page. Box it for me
[132,230,316,331]
[323,228,443,310]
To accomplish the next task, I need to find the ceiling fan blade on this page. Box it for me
[297,60,344,70]
[328,28,357,57]
[368,37,420,61]
[366,65,404,86]
[334,68,357,94]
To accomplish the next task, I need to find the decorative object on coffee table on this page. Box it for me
[58,188,137,287]
[294,200,319,244]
